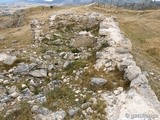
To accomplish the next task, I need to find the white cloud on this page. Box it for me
[80,0,92,2]
[45,0,53,2]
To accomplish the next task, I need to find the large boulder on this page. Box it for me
[123,65,141,81]
[130,74,148,89]
[117,59,136,71]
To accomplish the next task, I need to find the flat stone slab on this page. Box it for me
[0,53,8,62]
[90,78,107,86]
[3,56,17,65]
[30,69,47,77]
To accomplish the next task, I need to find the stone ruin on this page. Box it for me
[30,18,45,43]
[30,12,105,45]
[30,12,160,120]
[97,17,160,120]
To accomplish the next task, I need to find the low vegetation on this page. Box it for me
[63,60,86,75]
[6,102,32,120]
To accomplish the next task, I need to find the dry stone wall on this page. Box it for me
[48,12,105,33]
[30,12,105,44]
[97,17,160,120]
[30,19,45,43]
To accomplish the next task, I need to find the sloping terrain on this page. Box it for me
[0,4,160,120]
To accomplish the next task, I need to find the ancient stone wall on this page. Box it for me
[30,12,105,44]
[30,19,45,43]
[97,17,160,120]
[48,12,105,33]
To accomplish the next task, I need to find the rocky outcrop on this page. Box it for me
[96,17,160,120]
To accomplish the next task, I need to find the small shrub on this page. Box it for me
[45,78,50,83]
[56,48,62,52]
[42,38,49,42]
[50,6,53,9]
[101,42,109,48]
[40,47,48,53]
[54,62,58,65]
[98,42,109,51]
[71,48,80,53]
[33,87,40,95]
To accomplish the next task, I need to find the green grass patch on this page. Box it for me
[42,83,97,119]
[63,60,86,75]
[33,87,40,95]
[40,47,48,53]
[42,84,78,111]
[90,98,106,120]
[6,102,32,120]
[79,66,129,92]
[87,50,96,64]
